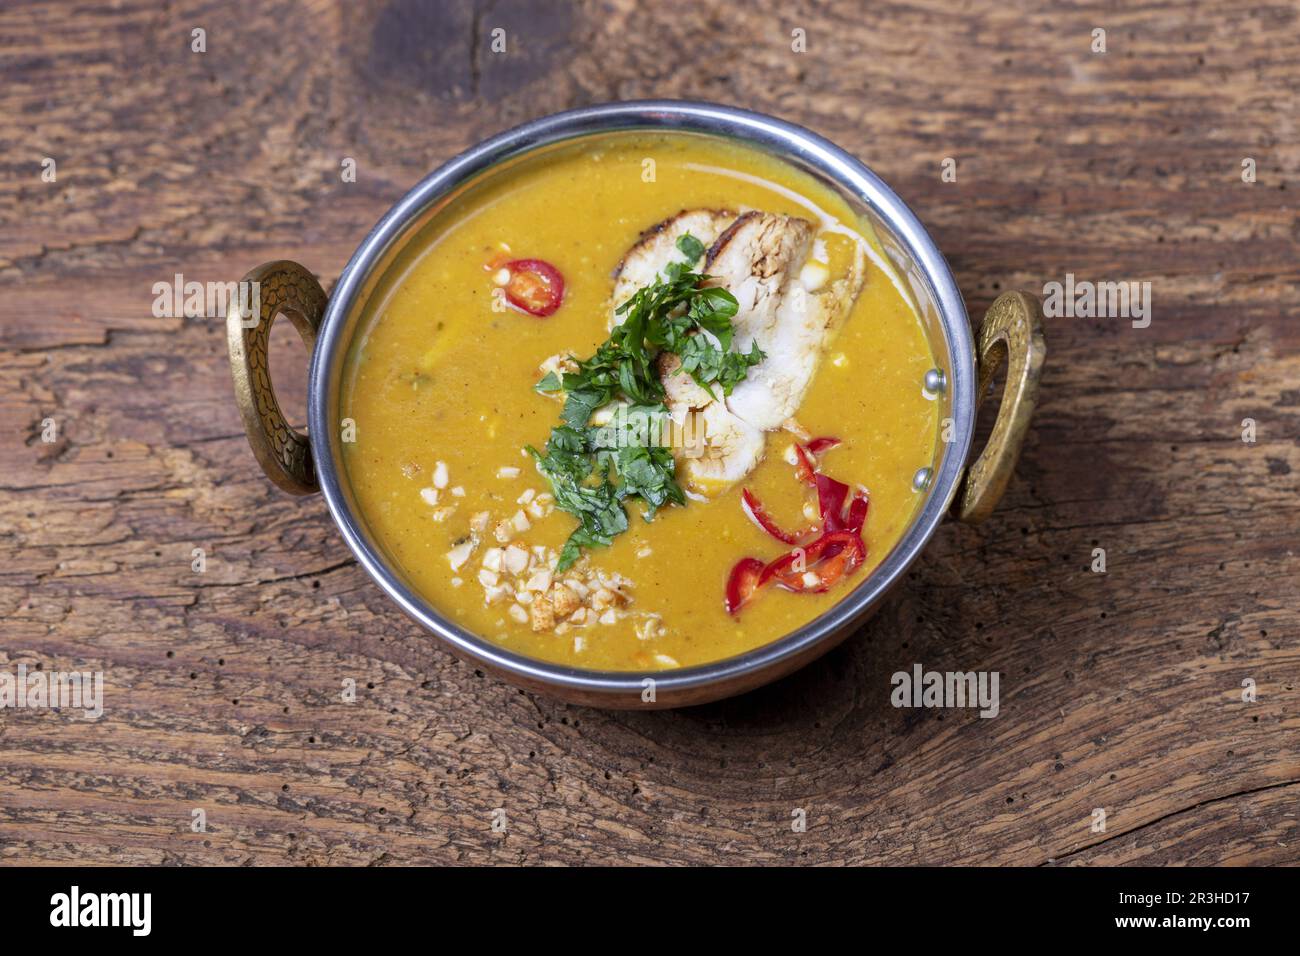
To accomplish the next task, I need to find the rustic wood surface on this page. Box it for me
[1,0,1297,866]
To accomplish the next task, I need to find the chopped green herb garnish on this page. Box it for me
[528,233,765,570]
[675,232,706,264]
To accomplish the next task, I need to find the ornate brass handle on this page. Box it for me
[955,290,1047,523]
[226,261,327,495]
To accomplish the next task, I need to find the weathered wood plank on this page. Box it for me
[1,0,1297,865]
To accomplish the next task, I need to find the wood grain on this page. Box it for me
[1,0,1297,865]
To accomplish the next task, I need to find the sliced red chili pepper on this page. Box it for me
[814,473,850,531]
[806,436,841,455]
[761,531,866,594]
[792,443,819,484]
[798,534,865,592]
[844,489,869,534]
[725,557,766,615]
[757,548,800,588]
[502,258,564,317]
[741,487,807,545]
[728,434,866,611]
[793,437,842,483]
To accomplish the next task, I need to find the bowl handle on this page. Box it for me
[225,260,327,495]
[954,290,1047,523]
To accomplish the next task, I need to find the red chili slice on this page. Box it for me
[814,473,850,531]
[792,437,841,483]
[502,258,564,317]
[741,488,807,545]
[844,490,869,534]
[793,443,819,484]
[727,434,866,612]
[806,436,842,455]
[761,531,866,594]
[725,557,766,615]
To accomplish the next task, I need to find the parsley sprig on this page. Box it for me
[527,234,765,570]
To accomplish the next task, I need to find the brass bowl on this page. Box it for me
[227,101,1045,708]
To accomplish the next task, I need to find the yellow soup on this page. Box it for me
[343,132,938,671]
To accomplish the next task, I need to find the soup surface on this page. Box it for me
[343,132,938,671]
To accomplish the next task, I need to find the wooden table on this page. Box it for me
[2,0,1296,866]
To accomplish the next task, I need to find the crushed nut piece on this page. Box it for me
[447,539,475,572]
[551,583,581,618]
[503,545,529,574]
[530,592,556,631]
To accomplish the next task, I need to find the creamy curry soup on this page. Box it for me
[342,132,938,671]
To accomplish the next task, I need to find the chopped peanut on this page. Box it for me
[530,592,556,632]
[447,538,475,572]
[551,583,581,618]
[503,545,529,574]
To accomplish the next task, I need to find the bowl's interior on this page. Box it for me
[308,104,973,701]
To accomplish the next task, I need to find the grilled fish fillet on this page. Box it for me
[705,211,866,432]
[611,208,735,326]
[704,211,817,355]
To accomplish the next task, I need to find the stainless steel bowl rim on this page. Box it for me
[308,100,974,698]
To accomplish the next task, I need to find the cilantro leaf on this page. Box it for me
[676,232,706,264]
[527,236,764,569]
